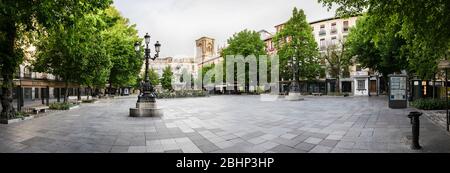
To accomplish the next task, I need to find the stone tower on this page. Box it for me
[195,37,215,63]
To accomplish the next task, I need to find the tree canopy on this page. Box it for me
[345,14,408,78]
[273,8,322,81]
[161,66,173,91]
[148,68,160,87]
[1,0,112,118]
[221,29,266,92]
[102,7,143,88]
[318,0,450,79]
[34,11,112,101]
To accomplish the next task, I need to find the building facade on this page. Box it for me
[196,36,222,68]
[263,16,381,96]
[145,56,198,90]
[0,45,86,111]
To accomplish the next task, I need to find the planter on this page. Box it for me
[82,100,99,104]
[69,105,80,110]
[0,116,34,124]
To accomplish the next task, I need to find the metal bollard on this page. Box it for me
[407,111,422,150]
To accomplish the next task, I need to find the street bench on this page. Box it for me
[312,93,323,96]
[31,106,49,114]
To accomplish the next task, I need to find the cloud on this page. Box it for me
[113,0,336,58]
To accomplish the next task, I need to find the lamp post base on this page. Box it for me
[129,102,163,117]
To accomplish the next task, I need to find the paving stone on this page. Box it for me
[319,139,340,147]
[248,137,267,145]
[128,146,146,153]
[3,95,450,153]
[198,144,220,153]
[309,145,333,153]
[270,144,295,153]
[110,146,129,153]
[165,149,183,153]
[294,142,316,151]
[304,137,323,144]
[280,133,297,140]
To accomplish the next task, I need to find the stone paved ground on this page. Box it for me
[1,95,450,153]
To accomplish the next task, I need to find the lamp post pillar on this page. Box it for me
[438,58,450,131]
[285,55,303,101]
[446,69,449,131]
[130,33,163,117]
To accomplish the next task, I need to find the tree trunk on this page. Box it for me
[432,79,436,99]
[109,81,112,96]
[64,82,69,103]
[336,77,341,94]
[1,73,16,120]
[1,19,17,120]
[87,87,91,100]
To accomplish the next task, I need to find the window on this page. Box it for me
[24,67,32,78]
[319,25,326,36]
[331,37,337,45]
[320,39,326,50]
[35,88,40,99]
[343,21,349,32]
[357,80,366,90]
[331,23,337,34]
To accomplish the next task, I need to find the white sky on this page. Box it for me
[113,0,336,58]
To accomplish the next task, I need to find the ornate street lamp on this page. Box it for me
[285,55,303,101]
[289,56,300,92]
[129,33,163,117]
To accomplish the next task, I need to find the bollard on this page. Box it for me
[407,111,422,150]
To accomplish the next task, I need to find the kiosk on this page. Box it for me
[388,74,408,109]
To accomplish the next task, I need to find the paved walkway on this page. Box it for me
[1,95,450,153]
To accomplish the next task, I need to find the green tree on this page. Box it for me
[102,7,142,92]
[273,8,321,85]
[161,66,173,91]
[323,39,353,93]
[34,12,112,102]
[148,68,160,86]
[345,14,408,88]
[200,63,216,83]
[221,29,266,93]
[318,0,450,79]
[0,0,112,119]
[79,13,113,99]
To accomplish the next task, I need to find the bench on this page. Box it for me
[312,93,323,96]
[31,106,49,114]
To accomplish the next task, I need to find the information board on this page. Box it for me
[390,77,406,100]
[388,75,408,109]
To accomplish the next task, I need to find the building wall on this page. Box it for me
[310,17,358,53]
[147,57,197,84]
[263,16,382,96]
[196,37,215,63]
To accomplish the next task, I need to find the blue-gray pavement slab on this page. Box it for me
[1,95,449,153]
